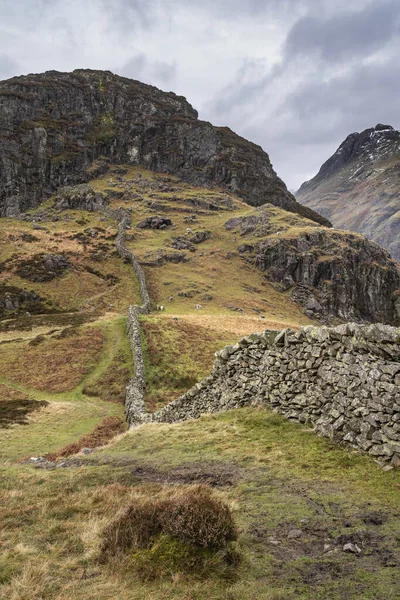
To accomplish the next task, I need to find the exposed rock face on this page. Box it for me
[136,216,172,230]
[253,230,400,324]
[54,184,108,211]
[296,124,400,260]
[0,285,45,318]
[0,69,329,226]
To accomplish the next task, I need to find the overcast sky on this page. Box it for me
[0,0,399,189]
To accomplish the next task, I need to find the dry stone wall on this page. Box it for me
[103,207,151,423]
[105,206,400,466]
[146,323,400,465]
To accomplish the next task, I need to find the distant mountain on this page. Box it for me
[296,124,400,260]
[0,69,329,227]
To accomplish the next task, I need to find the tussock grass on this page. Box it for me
[101,485,236,559]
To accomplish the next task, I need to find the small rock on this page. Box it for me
[343,543,361,554]
[382,464,394,472]
[29,456,45,463]
[267,537,281,546]
[287,529,303,539]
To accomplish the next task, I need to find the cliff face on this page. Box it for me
[296,124,400,259]
[223,207,400,324]
[254,230,400,324]
[0,69,329,226]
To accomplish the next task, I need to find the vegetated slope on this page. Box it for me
[2,163,399,462]
[0,68,330,226]
[1,167,399,600]
[296,124,400,260]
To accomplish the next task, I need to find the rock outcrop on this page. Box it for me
[54,184,108,211]
[223,207,400,324]
[0,69,329,226]
[254,230,400,324]
[0,285,47,318]
[296,124,400,260]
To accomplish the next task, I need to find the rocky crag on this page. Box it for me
[0,69,329,226]
[296,124,400,260]
[224,209,400,324]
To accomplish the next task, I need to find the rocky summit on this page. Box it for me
[296,124,400,260]
[0,69,329,226]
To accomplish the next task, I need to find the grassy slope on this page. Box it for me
[0,165,399,599]
[1,410,399,600]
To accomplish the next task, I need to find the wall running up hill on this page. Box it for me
[107,207,399,466]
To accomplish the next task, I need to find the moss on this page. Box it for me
[130,535,240,581]
[85,112,115,145]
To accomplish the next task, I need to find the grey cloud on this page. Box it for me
[119,54,177,87]
[285,1,400,61]
[100,0,154,33]
[0,55,22,80]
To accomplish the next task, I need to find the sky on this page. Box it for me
[0,0,399,190]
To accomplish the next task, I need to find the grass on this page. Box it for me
[0,211,141,315]
[0,316,131,461]
[0,408,399,599]
[0,398,123,461]
[83,317,133,404]
[0,164,399,599]
[141,315,239,410]
[44,416,127,461]
[0,325,105,393]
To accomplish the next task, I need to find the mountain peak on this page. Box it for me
[296,124,400,261]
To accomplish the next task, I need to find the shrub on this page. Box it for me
[100,485,237,562]
[100,500,163,560]
[160,486,237,549]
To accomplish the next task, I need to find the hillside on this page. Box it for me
[0,69,330,226]
[0,71,399,600]
[1,167,399,599]
[296,124,400,260]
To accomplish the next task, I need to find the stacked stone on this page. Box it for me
[125,306,151,425]
[103,207,151,313]
[149,323,400,465]
[102,206,152,425]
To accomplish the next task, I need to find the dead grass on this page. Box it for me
[170,313,300,336]
[100,485,238,582]
[44,416,126,461]
[0,326,105,393]
[142,316,238,410]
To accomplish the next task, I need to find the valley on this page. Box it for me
[0,165,399,600]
